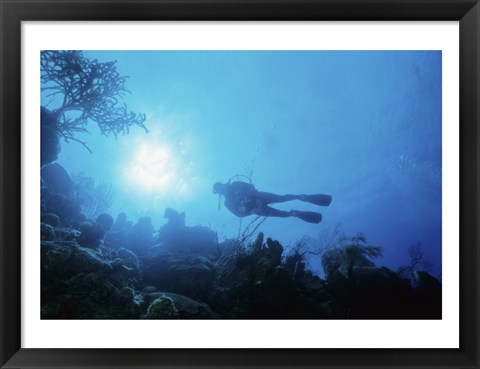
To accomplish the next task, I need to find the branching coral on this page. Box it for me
[41,50,147,151]
[321,233,383,280]
[232,215,267,254]
[397,241,432,280]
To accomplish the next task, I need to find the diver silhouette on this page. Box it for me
[213,181,332,224]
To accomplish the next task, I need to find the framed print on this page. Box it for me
[1,0,479,368]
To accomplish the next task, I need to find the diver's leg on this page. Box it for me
[290,210,323,224]
[302,194,332,207]
[257,192,332,207]
[256,192,301,205]
[254,205,323,224]
[254,205,292,218]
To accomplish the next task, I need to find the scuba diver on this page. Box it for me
[213,181,332,224]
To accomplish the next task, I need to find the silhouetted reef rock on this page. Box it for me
[41,191,84,227]
[41,213,60,227]
[41,223,56,241]
[146,296,179,319]
[40,107,61,166]
[413,270,442,318]
[41,241,142,319]
[347,266,420,319]
[77,222,105,249]
[141,224,219,301]
[145,292,220,319]
[40,205,442,319]
[41,163,74,195]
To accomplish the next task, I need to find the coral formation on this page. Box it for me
[40,51,147,166]
[41,51,147,143]
[146,296,179,319]
[40,197,442,319]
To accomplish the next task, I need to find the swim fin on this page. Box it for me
[302,194,332,207]
[291,210,323,224]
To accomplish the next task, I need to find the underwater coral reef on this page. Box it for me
[40,165,441,319]
[39,50,442,320]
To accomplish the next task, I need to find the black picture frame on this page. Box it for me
[1,0,479,368]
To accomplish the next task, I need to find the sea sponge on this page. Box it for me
[41,223,56,241]
[96,213,114,231]
[146,296,179,319]
[77,222,105,249]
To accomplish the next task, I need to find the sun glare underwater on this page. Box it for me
[40,50,442,319]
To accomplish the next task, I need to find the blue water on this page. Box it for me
[47,50,442,278]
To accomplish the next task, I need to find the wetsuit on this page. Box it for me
[223,181,309,218]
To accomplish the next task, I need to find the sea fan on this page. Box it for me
[321,233,383,280]
[71,173,116,220]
